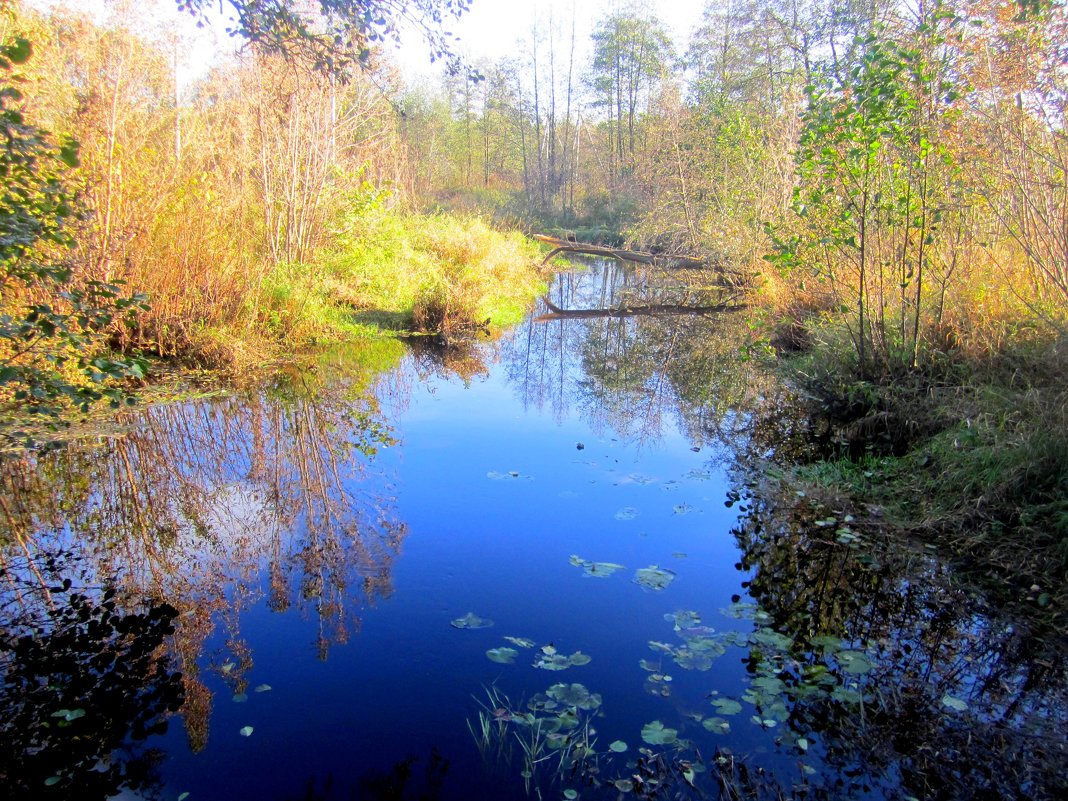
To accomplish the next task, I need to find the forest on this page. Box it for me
[0,2,1066,799]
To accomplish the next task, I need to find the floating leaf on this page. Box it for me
[254,684,272,693]
[232,693,248,703]
[178,794,190,801]
[563,790,578,800]
[584,561,626,578]
[797,737,809,752]
[486,647,519,664]
[504,636,536,649]
[614,780,634,792]
[664,610,701,630]
[635,566,676,591]
[614,507,639,521]
[641,720,678,745]
[44,777,62,787]
[52,708,86,722]
[809,635,842,651]
[720,601,757,619]
[673,503,695,515]
[711,698,742,715]
[831,686,863,704]
[568,651,592,666]
[703,717,731,734]
[837,651,873,675]
[751,629,793,650]
[239,726,254,737]
[639,658,660,672]
[570,556,626,578]
[941,695,969,712]
[547,683,602,710]
[487,470,524,480]
[534,652,572,671]
[451,612,494,630]
[221,662,235,673]
[609,740,628,753]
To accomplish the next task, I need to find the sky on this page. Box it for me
[27,1,710,86]
[394,0,708,79]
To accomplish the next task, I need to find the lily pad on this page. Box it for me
[614,780,635,792]
[239,726,254,737]
[609,740,628,753]
[664,610,701,630]
[941,694,969,712]
[711,698,742,715]
[751,629,793,650]
[570,555,627,578]
[232,693,248,703]
[639,658,660,672]
[451,612,494,630]
[254,684,272,693]
[837,651,873,675]
[563,790,578,800]
[504,636,536,648]
[672,637,726,671]
[673,503,695,515]
[614,507,639,521]
[547,683,602,710]
[634,565,676,591]
[486,647,519,664]
[640,720,678,746]
[568,651,592,666]
[703,717,731,734]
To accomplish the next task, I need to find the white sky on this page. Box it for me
[27,1,709,86]
[395,0,708,81]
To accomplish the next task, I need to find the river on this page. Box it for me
[1,259,1064,801]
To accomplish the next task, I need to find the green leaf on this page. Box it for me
[563,790,578,800]
[703,716,730,734]
[450,612,494,629]
[486,647,519,664]
[837,651,873,675]
[7,38,32,64]
[609,740,628,752]
[711,698,742,715]
[941,695,969,712]
[44,776,62,787]
[239,726,254,737]
[640,720,678,745]
[634,565,676,591]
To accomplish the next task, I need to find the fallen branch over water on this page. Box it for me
[534,296,745,322]
[533,235,706,269]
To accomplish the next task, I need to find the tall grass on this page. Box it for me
[317,207,548,339]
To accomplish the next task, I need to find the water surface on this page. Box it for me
[2,260,1064,801]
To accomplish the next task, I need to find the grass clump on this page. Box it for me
[319,208,548,339]
[772,331,1068,622]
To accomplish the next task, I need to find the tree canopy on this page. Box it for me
[176,0,473,73]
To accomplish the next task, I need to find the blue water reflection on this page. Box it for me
[154,260,758,800]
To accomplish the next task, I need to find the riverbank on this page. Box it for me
[754,315,1068,628]
[151,210,550,374]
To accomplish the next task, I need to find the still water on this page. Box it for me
[2,260,1064,801]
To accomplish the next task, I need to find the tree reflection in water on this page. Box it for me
[0,551,184,800]
[500,259,1065,800]
[504,258,757,446]
[0,355,404,756]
